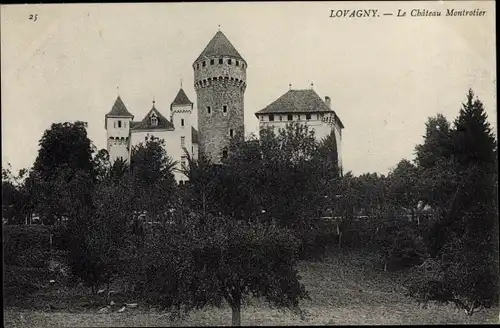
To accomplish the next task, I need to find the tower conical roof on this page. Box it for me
[171,88,193,106]
[195,31,244,63]
[106,96,134,117]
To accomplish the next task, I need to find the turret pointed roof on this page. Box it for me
[195,31,244,63]
[131,104,174,131]
[171,88,193,106]
[106,96,134,117]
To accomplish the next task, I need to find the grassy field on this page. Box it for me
[4,248,499,327]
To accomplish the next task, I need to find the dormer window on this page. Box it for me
[219,58,223,64]
[227,59,232,65]
[150,114,158,126]
[236,60,239,66]
[287,114,293,121]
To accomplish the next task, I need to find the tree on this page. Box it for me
[2,164,29,224]
[452,89,496,167]
[130,135,177,222]
[414,114,453,170]
[134,215,309,326]
[29,121,96,224]
[386,159,419,220]
[406,89,498,314]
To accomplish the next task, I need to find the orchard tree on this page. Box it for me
[134,214,309,326]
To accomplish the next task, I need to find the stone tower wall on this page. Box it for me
[194,56,247,162]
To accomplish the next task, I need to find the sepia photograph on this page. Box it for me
[1,1,498,326]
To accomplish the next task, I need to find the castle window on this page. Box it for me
[207,106,211,114]
[229,129,234,137]
[219,58,223,64]
[306,113,311,120]
[223,105,228,115]
[118,120,122,128]
[210,59,214,65]
[181,118,185,127]
[269,114,274,122]
[202,61,206,67]
[227,59,232,65]
[181,136,185,147]
[287,114,293,121]
[236,60,239,66]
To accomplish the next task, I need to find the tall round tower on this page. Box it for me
[193,30,247,163]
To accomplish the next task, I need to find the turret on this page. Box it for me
[105,96,134,162]
[170,88,193,130]
[193,30,247,163]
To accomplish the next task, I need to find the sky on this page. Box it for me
[1,1,496,176]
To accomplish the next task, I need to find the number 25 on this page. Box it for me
[29,14,38,22]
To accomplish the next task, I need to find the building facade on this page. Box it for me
[255,89,344,172]
[105,30,344,182]
[105,89,198,183]
[105,30,247,182]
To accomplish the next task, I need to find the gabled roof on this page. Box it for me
[191,126,199,144]
[106,96,134,117]
[195,31,244,63]
[171,88,193,106]
[131,105,174,131]
[255,89,332,115]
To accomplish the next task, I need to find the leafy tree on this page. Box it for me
[130,135,177,221]
[386,159,419,219]
[2,164,29,224]
[414,114,453,169]
[29,122,96,224]
[134,215,309,326]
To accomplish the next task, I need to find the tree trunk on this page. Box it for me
[231,303,241,326]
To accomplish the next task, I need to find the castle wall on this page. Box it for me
[194,57,246,163]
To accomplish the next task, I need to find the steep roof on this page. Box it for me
[191,127,199,144]
[171,88,193,106]
[106,96,134,117]
[195,31,244,63]
[131,104,174,131]
[255,89,332,115]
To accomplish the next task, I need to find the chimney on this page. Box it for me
[325,96,331,108]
